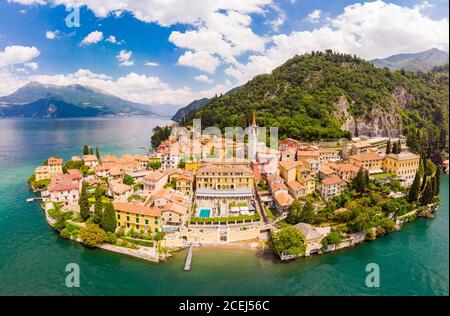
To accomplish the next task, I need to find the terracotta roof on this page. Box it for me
[48,157,63,165]
[321,175,347,186]
[82,155,98,162]
[109,167,123,176]
[350,152,383,161]
[287,181,305,191]
[266,174,284,183]
[270,181,288,193]
[177,173,194,181]
[88,178,105,186]
[319,165,335,175]
[113,201,161,217]
[297,150,320,157]
[111,182,132,194]
[352,140,371,148]
[48,175,79,192]
[279,160,301,170]
[328,162,360,173]
[67,169,83,180]
[274,191,294,207]
[144,170,167,181]
[94,165,109,172]
[101,155,117,162]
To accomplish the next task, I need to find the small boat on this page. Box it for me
[26,198,34,202]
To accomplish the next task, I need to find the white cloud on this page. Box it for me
[12,0,273,74]
[177,50,220,73]
[226,1,449,83]
[144,61,159,67]
[106,35,124,45]
[24,62,39,70]
[306,10,322,23]
[0,45,40,68]
[195,74,213,83]
[116,50,134,66]
[45,30,58,39]
[81,31,104,45]
[106,35,117,43]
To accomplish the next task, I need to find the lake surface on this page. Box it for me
[0,117,448,295]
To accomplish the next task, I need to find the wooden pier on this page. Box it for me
[183,244,194,271]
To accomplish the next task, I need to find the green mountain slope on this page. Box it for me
[171,85,242,122]
[183,51,448,144]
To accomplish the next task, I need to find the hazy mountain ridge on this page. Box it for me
[371,48,449,72]
[0,82,155,118]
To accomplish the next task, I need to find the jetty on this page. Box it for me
[183,243,194,271]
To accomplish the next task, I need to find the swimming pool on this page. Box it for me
[199,208,211,218]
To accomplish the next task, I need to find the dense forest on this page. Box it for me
[181,50,448,146]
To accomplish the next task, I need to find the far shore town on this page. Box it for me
[28,116,444,263]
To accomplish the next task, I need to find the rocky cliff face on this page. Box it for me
[333,93,404,138]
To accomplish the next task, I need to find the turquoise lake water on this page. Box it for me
[0,117,448,296]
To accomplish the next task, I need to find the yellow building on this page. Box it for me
[279,161,300,183]
[195,163,254,190]
[296,165,315,194]
[349,152,383,171]
[176,173,194,196]
[48,157,63,176]
[383,152,420,186]
[113,201,162,233]
[184,160,200,172]
[35,165,50,181]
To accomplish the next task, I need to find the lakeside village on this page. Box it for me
[27,115,444,263]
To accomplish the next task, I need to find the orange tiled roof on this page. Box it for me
[287,181,305,191]
[82,155,98,162]
[48,175,79,192]
[113,201,161,217]
[321,175,347,186]
[279,160,301,170]
[350,152,383,161]
[274,191,294,207]
[48,157,63,165]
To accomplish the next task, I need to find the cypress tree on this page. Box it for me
[79,182,90,221]
[89,147,94,155]
[82,144,89,155]
[391,142,398,154]
[95,146,100,160]
[433,170,440,196]
[101,202,117,233]
[386,139,391,154]
[408,172,421,203]
[420,180,433,206]
[93,186,103,224]
[397,140,402,153]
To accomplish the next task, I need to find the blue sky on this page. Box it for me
[0,0,448,111]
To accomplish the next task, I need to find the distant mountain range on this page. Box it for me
[0,81,155,118]
[371,48,449,72]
